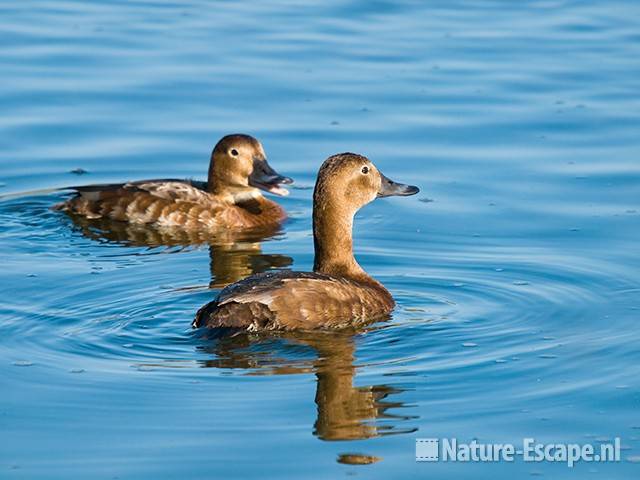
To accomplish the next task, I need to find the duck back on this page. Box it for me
[194,270,394,331]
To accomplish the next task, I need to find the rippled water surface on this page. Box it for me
[1,1,639,478]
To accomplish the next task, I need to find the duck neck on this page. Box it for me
[313,205,369,281]
[207,162,259,203]
[207,161,224,195]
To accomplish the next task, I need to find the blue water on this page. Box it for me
[1,0,639,478]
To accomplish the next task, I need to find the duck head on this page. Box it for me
[313,152,419,215]
[208,134,292,199]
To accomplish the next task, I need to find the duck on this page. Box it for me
[54,134,293,230]
[193,152,419,330]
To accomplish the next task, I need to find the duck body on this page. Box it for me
[56,178,287,230]
[193,270,394,330]
[54,134,292,230]
[194,152,419,331]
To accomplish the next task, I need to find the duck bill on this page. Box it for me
[249,157,293,197]
[377,172,420,197]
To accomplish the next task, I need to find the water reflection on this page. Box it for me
[62,212,418,461]
[62,213,292,287]
[196,330,417,451]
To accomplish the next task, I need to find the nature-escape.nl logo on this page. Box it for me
[415,437,621,467]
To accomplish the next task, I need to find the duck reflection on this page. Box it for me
[207,239,292,288]
[311,332,412,441]
[196,330,417,446]
[63,214,292,287]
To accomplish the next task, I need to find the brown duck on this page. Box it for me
[193,152,419,330]
[54,134,292,230]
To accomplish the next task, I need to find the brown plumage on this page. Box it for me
[194,152,419,331]
[54,134,292,230]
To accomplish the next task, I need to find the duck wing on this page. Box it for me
[66,179,212,204]
[215,270,333,305]
[55,179,225,224]
[193,271,393,330]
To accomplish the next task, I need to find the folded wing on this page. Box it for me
[194,271,393,330]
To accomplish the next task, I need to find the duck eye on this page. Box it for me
[361,166,369,174]
[230,148,239,156]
